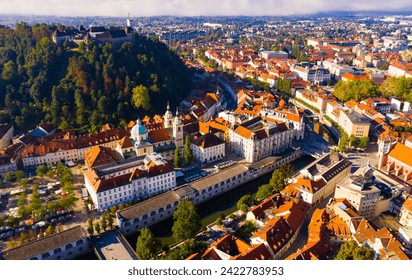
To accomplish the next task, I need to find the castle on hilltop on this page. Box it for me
[52,18,134,46]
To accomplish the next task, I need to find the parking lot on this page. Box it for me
[0,165,90,249]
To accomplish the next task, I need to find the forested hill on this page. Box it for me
[0,22,192,133]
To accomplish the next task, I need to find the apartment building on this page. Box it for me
[228,116,294,163]
[84,153,176,210]
[337,110,370,138]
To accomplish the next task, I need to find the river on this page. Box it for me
[124,154,315,250]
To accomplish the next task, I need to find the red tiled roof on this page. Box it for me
[148,128,171,143]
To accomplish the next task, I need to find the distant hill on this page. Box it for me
[0,22,192,133]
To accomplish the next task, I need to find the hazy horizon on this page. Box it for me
[0,0,412,17]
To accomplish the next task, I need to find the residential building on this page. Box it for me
[353,219,410,260]
[187,234,273,260]
[84,153,176,210]
[259,105,305,140]
[191,133,225,164]
[337,110,370,138]
[282,177,326,205]
[334,165,393,220]
[295,89,335,112]
[283,153,352,204]
[377,130,398,158]
[248,196,308,259]
[398,226,412,249]
[400,197,412,227]
[21,128,128,168]
[259,51,288,60]
[84,145,119,169]
[228,116,294,163]
[285,208,331,260]
[0,142,25,175]
[360,97,391,114]
[292,65,331,84]
[388,60,412,77]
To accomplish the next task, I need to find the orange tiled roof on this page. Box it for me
[292,177,327,194]
[231,243,272,260]
[402,198,412,212]
[234,125,253,139]
[344,100,358,109]
[388,142,412,168]
[84,146,118,169]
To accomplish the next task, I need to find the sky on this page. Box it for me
[0,0,412,17]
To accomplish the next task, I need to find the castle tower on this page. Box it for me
[164,101,173,128]
[173,108,184,149]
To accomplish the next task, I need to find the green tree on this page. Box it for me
[183,135,193,164]
[162,239,207,260]
[172,201,202,242]
[334,240,374,260]
[333,80,379,102]
[101,213,108,231]
[135,227,161,260]
[349,135,359,148]
[4,172,14,183]
[359,136,369,150]
[269,163,293,193]
[174,148,181,168]
[1,60,17,80]
[15,170,25,182]
[87,218,94,235]
[379,77,412,102]
[95,222,101,234]
[235,220,257,240]
[132,85,151,110]
[339,132,349,153]
[36,165,48,178]
[237,194,256,213]
[19,232,28,246]
[216,217,223,227]
[255,184,274,201]
[45,225,55,236]
[56,162,66,178]
[107,213,114,229]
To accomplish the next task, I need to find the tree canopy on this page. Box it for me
[379,77,412,103]
[255,163,293,201]
[237,194,256,213]
[334,240,374,260]
[333,79,379,102]
[183,135,193,164]
[135,227,161,260]
[0,23,192,133]
[132,85,151,110]
[172,201,202,242]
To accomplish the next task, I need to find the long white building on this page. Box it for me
[84,153,176,210]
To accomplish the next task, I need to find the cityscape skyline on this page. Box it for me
[0,0,412,17]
